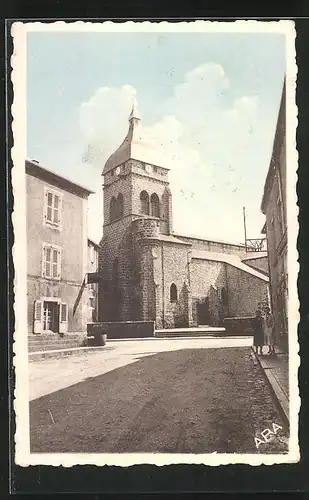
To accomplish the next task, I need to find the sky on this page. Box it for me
[27,30,286,244]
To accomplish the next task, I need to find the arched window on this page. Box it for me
[117,193,124,218]
[150,193,160,218]
[170,283,178,303]
[140,190,150,215]
[221,287,228,306]
[110,196,117,222]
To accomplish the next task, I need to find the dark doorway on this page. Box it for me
[196,297,210,325]
[43,301,59,333]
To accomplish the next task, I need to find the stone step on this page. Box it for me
[28,340,85,348]
[29,340,86,353]
[155,327,227,338]
[29,345,106,361]
[28,333,84,342]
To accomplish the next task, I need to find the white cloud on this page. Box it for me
[80,62,266,244]
[80,84,137,165]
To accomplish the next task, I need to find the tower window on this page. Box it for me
[150,193,160,218]
[140,190,150,215]
[170,283,178,303]
[110,196,117,222]
[117,193,124,218]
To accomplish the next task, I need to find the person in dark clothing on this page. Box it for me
[252,309,264,355]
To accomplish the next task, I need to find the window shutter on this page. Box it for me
[33,300,43,334]
[44,190,48,221]
[58,194,63,227]
[42,245,46,277]
[57,249,61,279]
[59,302,68,333]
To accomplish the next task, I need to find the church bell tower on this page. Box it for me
[98,99,173,322]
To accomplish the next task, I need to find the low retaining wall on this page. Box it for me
[87,321,155,339]
[223,316,255,335]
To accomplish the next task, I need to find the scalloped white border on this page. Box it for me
[11,20,299,468]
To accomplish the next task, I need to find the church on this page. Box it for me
[98,102,269,329]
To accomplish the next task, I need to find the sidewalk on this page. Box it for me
[253,348,289,424]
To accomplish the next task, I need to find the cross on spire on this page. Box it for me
[129,96,141,122]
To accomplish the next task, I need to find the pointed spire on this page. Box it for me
[129,96,141,122]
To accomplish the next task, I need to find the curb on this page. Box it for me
[106,335,252,342]
[29,345,106,361]
[251,347,289,427]
[29,335,253,360]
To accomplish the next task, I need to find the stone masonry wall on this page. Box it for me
[174,234,247,259]
[226,265,269,317]
[152,241,191,328]
[99,216,136,321]
[190,259,227,326]
[242,256,269,275]
[131,171,170,235]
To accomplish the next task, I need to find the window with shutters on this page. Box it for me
[33,300,43,333]
[42,243,61,279]
[59,302,68,333]
[44,188,62,228]
[34,300,42,321]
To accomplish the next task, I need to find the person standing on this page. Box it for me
[264,306,275,355]
[252,309,264,356]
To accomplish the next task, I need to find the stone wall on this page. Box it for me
[242,255,269,275]
[174,234,247,259]
[87,321,155,339]
[190,259,227,326]
[223,316,255,335]
[151,241,191,328]
[226,265,269,318]
[98,215,136,322]
[189,257,268,326]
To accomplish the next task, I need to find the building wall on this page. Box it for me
[262,80,287,351]
[99,217,135,321]
[87,242,99,322]
[174,234,247,259]
[27,277,85,333]
[242,256,269,274]
[190,259,227,326]
[226,265,269,318]
[153,242,191,328]
[131,171,170,234]
[190,258,268,326]
[27,173,88,334]
[103,174,133,223]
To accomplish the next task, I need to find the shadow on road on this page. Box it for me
[30,347,289,455]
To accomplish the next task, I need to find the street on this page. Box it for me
[29,336,253,400]
[29,339,289,454]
